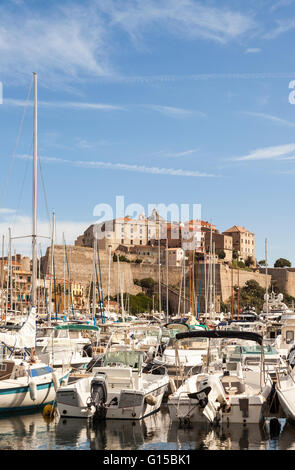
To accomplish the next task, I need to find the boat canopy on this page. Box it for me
[175,329,263,345]
[0,307,36,349]
[54,324,100,332]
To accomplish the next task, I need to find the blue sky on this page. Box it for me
[1,0,295,265]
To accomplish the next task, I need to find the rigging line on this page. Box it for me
[11,141,32,230]
[0,76,33,210]
[38,152,52,234]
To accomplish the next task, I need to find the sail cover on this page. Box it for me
[0,308,36,349]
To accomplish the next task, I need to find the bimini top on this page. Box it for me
[54,324,100,332]
[175,329,263,345]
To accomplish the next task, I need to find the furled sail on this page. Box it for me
[0,308,36,349]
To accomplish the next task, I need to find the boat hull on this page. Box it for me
[57,378,168,420]
[0,370,69,414]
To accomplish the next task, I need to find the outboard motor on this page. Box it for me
[287,346,295,368]
[88,373,108,420]
[83,344,93,358]
[188,386,212,409]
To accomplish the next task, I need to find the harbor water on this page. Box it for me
[1,406,295,451]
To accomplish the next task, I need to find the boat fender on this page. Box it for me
[52,372,59,392]
[145,394,157,406]
[43,404,54,418]
[169,377,177,394]
[29,381,37,401]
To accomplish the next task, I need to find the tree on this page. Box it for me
[138,278,155,289]
[258,259,266,266]
[232,250,239,260]
[245,256,255,267]
[218,250,226,260]
[274,258,291,268]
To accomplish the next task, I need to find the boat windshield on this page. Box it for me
[103,351,143,370]
[233,345,278,355]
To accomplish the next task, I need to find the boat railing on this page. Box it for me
[271,364,294,389]
[145,363,168,375]
[176,390,196,418]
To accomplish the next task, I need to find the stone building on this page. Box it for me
[75,210,165,252]
[204,232,233,262]
[222,225,255,263]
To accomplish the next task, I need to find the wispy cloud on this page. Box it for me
[153,149,199,158]
[244,48,261,54]
[264,18,295,39]
[0,2,111,86]
[18,154,217,177]
[143,104,205,118]
[75,138,113,150]
[241,111,295,128]
[270,0,294,13]
[0,208,17,214]
[114,72,295,85]
[99,0,256,44]
[232,143,295,161]
[0,0,259,87]
[4,98,124,111]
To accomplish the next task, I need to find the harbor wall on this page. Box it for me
[41,246,294,312]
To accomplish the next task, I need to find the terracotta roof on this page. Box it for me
[223,225,253,234]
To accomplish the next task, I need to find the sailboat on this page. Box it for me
[0,308,69,412]
[0,73,69,413]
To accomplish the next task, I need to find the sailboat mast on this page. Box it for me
[31,72,38,308]
[265,238,268,318]
[166,237,168,323]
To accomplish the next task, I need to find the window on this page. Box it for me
[0,363,7,371]
[121,239,124,244]
[286,331,294,344]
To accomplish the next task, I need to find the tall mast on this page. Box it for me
[63,233,66,313]
[31,72,38,308]
[158,219,161,314]
[107,244,111,314]
[92,239,96,319]
[1,235,4,316]
[49,211,55,319]
[265,238,268,315]
[183,251,186,315]
[8,228,12,316]
[204,253,208,319]
[166,237,168,322]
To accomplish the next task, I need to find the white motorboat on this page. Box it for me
[56,349,169,420]
[260,292,293,322]
[168,372,227,424]
[36,324,100,370]
[153,323,211,381]
[275,365,295,423]
[168,330,272,425]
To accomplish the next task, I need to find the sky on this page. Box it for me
[0,0,295,265]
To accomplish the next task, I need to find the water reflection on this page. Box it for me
[0,409,294,450]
